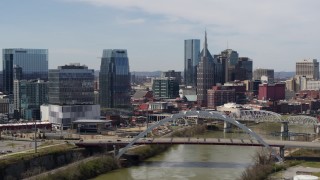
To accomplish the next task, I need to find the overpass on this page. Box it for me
[75,137,320,159]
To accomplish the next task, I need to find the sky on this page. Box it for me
[1,0,320,72]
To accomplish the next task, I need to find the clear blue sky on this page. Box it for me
[1,0,320,71]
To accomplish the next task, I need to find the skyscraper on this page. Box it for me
[184,39,200,87]
[99,49,131,108]
[2,49,48,95]
[197,31,216,107]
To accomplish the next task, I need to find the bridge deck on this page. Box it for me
[75,138,320,149]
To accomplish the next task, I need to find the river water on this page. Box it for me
[93,123,315,180]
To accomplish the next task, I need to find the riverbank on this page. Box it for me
[27,125,208,180]
[0,143,90,180]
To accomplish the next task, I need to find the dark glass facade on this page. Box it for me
[99,49,131,108]
[152,77,179,99]
[184,39,200,87]
[2,49,48,95]
[48,64,94,105]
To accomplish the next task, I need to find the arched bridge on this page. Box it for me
[83,110,283,161]
[75,110,320,162]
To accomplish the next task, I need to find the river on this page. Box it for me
[93,123,315,180]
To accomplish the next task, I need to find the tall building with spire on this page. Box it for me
[197,31,216,107]
[184,39,200,87]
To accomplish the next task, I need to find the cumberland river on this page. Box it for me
[94,124,314,180]
[94,145,258,180]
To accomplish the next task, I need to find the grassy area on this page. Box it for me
[290,149,320,157]
[0,143,77,168]
[37,155,119,180]
[6,142,16,148]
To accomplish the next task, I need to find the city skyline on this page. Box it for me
[1,0,320,71]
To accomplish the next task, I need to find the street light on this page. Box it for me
[34,120,37,153]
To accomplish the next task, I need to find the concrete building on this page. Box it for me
[306,80,320,90]
[296,59,319,80]
[42,104,100,129]
[99,49,131,108]
[184,39,200,87]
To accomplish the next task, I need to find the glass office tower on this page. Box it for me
[184,39,200,87]
[48,63,94,105]
[99,49,131,108]
[3,48,48,95]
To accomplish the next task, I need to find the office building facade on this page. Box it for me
[99,49,131,108]
[3,49,48,94]
[45,63,97,129]
[197,31,216,107]
[48,64,94,105]
[152,77,179,99]
[14,79,48,120]
[184,39,200,87]
[296,59,319,80]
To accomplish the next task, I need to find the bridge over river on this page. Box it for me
[75,137,320,159]
[77,110,320,162]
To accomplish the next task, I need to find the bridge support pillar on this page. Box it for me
[224,122,232,133]
[315,125,320,135]
[279,146,285,159]
[281,122,289,137]
[113,145,119,157]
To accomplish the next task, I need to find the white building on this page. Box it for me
[41,104,100,130]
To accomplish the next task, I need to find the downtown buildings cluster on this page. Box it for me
[0,49,130,130]
[1,31,320,130]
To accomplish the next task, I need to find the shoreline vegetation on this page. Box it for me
[240,148,320,180]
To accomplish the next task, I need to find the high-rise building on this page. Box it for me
[235,57,253,81]
[45,63,99,129]
[3,49,48,95]
[296,59,319,80]
[197,31,216,107]
[48,63,94,105]
[253,68,274,83]
[99,49,131,108]
[14,79,48,120]
[152,77,179,99]
[184,39,200,87]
